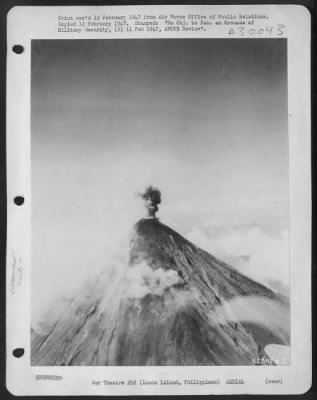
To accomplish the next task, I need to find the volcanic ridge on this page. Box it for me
[31,217,290,366]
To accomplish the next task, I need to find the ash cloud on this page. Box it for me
[140,186,162,218]
[124,262,182,299]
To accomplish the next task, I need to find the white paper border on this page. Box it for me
[6,4,312,396]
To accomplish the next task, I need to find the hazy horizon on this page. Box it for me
[31,39,289,319]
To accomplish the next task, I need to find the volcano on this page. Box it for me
[31,218,290,366]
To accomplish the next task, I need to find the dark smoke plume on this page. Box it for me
[140,186,162,218]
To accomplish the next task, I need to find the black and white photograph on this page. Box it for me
[6,4,311,396]
[30,38,290,366]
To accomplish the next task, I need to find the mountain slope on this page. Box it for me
[31,218,290,366]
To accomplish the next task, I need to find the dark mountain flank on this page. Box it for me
[31,218,289,366]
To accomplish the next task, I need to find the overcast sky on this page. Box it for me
[31,39,288,318]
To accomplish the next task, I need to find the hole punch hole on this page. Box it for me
[12,348,24,358]
[14,196,24,206]
[12,45,24,54]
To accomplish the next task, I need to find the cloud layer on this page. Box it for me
[187,226,289,292]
